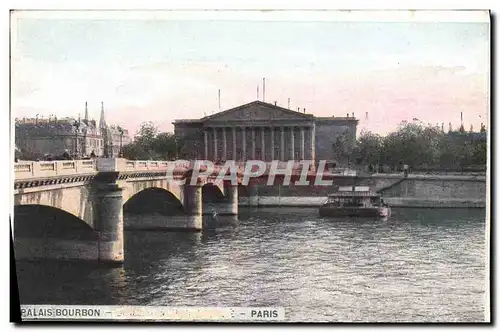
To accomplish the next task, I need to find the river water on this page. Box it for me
[15,207,487,322]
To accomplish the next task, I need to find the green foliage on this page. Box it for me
[350,121,487,171]
[152,132,178,160]
[121,122,183,160]
[332,134,356,166]
[353,130,383,166]
[121,142,149,160]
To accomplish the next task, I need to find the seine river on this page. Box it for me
[15,207,487,322]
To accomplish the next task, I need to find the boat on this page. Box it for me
[319,186,391,218]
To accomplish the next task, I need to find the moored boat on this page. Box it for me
[319,186,391,218]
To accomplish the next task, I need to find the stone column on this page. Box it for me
[213,127,218,161]
[290,127,295,160]
[261,127,265,161]
[242,127,246,161]
[222,127,227,160]
[93,183,124,263]
[183,184,202,230]
[271,127,275,160]
[280,127,285,161]
[204,130,208,160]
[300,127,305,160]
[251,127,256,159]
[232,127,237,161]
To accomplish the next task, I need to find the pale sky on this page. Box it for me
[11,11,490,135]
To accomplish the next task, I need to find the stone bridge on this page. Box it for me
[14,159,485,263]
[13,158,243,263]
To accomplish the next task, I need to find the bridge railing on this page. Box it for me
[119,159,192,172]
[14,160,97,180]
[15,158,249,181]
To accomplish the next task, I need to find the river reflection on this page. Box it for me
[15,207,487,322]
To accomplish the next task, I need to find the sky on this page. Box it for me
[11,11,490,136]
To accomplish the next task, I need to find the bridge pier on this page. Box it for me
[93,183,124,264]
[248,185,259,206]
[224,184,239,215]
[183,184,203,231]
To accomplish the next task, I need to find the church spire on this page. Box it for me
[84,101,89,122]
[99,101,107,129]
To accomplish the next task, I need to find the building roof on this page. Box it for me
[173,100,359,125]
[315,116,358,123]
[201,100,314,121]
[15,118,101,136]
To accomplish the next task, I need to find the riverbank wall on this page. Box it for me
[238,174,486,208]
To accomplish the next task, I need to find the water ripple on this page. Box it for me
[16,208,487,322]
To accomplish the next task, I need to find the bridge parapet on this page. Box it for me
[15,159,251,184]
[14,160,97,180]
[96,158,192,173]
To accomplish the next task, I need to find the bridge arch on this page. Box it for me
[202,182,226,203]
[14,186,94,228]
[121,179,183,204]
[13,204,97,241]
[123,187,185,215]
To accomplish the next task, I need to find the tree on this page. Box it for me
[121,142,149,160]
[121,122,187,160]
[332,133,356,166]
[353,130,383,166]
[175,136,188,159]
[381,122,442,170]
[471,139,487,165]
[135,122,158,156]
[152,132,178,160]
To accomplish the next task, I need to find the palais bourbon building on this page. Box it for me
[173,101,358,164]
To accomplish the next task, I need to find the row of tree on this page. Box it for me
[124,121,487,171]
[121,122,185,160]
[334,122,487,171]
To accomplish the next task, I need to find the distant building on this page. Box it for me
[15,116,104,159]
[173,100,358,163]
[108,124,132,157]
[15,102,130,159]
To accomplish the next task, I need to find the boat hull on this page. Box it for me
[319,206,391,218]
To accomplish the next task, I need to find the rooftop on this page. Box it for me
[173,100,359,123]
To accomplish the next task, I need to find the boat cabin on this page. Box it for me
[324,186,386,208]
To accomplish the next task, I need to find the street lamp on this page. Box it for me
[118,126,124,157]
[73,119,81,158]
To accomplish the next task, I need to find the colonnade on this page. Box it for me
[203,125,316,161]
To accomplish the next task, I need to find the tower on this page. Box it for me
[99,102,110,157]
[84,101,89,123]
[99,101,107,130]
[82,102,89,155]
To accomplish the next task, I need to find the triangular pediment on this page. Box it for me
[202,101,313,123]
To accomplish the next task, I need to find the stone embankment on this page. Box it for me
[238,173,486,208]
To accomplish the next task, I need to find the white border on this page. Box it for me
[11,10,490,22]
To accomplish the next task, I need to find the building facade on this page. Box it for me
[15,102,131,160]
[173,101,358,164]
[15,117,105,159]
[108,125,132,158]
